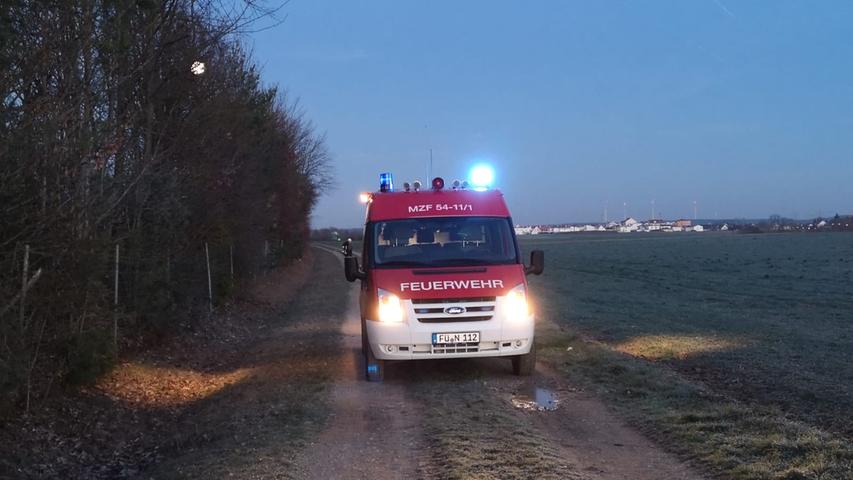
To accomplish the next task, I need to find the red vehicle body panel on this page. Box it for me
[370,264,525,300]
[367,189,510,222]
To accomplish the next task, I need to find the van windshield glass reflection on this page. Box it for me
[372,217,517,268]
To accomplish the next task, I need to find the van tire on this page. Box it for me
[512,342,536,376]
[364,339,385,382]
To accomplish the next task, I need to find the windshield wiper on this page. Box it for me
[439,258,497,265]
[378,260,432,267]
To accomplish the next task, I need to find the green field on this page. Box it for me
[522,232,853,479]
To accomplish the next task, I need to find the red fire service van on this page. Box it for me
[343,168,544,381]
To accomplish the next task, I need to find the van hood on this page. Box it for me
[371,264,526,299]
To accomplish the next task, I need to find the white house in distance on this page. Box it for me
[515,225,541,235]
[646,219,664,232]
[516,216,709,235]
[618,217,640,233]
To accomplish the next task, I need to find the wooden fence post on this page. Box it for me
[20,245,29,331]
[113,243,119,355]
[205,242,213,313]
[114,244,120,306]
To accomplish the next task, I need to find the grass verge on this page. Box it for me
[412,374,582,480]
[537,322,853,479]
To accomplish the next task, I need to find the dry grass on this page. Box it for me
[412,377,581,480]
[614,334,747,360]
[540,333,853,479]
[96,363,255,408]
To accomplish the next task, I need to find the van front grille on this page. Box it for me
[414,306,494,314]
[412,297,497,323]
[418,315,493,324]
[432,342,480,354]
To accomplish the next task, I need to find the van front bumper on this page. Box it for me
[365,311,534,361]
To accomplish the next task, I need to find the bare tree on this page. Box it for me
[0,0,329,413]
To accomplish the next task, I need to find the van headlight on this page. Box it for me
[505,283,530,322]
[377,288,404,323]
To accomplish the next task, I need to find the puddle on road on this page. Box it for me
[511,386,559,411]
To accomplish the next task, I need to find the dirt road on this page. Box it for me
[293,280,424,479]
[291,246,703,479]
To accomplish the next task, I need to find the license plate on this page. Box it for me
[432,331,480,344]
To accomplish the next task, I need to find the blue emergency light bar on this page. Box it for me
[379,172,394,192]
[469,164,495,191]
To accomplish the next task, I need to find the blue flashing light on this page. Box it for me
[379,172,394,192]
[469,164,495,191]
[367,364,379,373]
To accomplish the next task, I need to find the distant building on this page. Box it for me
[514,225,541,235]
[674,219,692,228]
[646,219,664,231]
[618,217,640,233]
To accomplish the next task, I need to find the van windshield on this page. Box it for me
[372,217,518,268]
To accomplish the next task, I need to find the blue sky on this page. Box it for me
[248,0,853,227]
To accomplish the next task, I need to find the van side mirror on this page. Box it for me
[525,250,544,276]
[342,238,353,256]
[345,255,366,282]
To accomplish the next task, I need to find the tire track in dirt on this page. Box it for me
[519,363,702,480]
[293,247,425,479]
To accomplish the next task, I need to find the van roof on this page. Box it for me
[367,189,510,222]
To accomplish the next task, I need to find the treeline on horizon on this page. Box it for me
[733,214,853,234]
[0,0,330,413]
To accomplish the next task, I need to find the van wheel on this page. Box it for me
[364,339,385,382]
[512,342,536,376]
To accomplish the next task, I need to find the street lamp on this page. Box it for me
[191,61,206,75]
